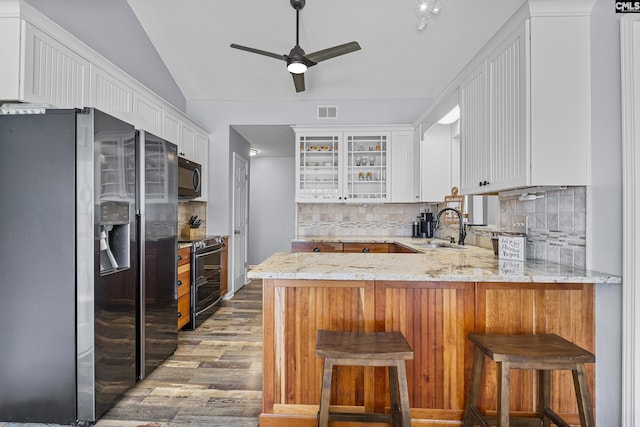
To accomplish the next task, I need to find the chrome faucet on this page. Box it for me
[434,207,466,245]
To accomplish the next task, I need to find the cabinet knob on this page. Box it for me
[178,255,182,261]
[178,280,182,286]
[362,248,370,253]
[177,312,182,318]
[313,247,320,252]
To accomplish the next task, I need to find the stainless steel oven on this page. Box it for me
[185,237,223,329]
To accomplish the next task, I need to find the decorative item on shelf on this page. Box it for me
[442,187,464,224]
[358,171,365,181]
[366,171,373,180]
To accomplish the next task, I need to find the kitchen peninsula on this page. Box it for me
[248,238,620,426]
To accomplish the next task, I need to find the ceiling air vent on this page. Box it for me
[317,105,338,119]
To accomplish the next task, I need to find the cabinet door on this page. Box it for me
[343,242,389,253]
[180,123,197,160]
[90,65,133,119]
[421,123,454,202]
[0,17,21,100]
[390,130,416,203]
[344,132,389,202]
[162,109,181,147]
[296,133,343,202]
[291,242,343,252]
[459,63,489,194]
[23,22,89,108]
[487,25,527,191]
[133,92,163,136]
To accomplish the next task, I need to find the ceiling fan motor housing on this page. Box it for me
[290,0,305,10]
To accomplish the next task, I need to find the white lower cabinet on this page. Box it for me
[294,126,414,203]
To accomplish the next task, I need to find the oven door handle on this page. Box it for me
[195,247,223,258]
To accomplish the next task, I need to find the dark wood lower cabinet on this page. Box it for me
[260,278,594,427]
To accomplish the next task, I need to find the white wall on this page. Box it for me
[589,0,624,425]
[249,157,296,265]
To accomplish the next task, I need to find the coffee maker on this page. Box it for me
[412,211,434,238]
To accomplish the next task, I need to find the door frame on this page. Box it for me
[621,14,640,427]
[231,152,249,295]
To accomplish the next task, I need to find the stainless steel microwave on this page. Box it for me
[178,157,201,199]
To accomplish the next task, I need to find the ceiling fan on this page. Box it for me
[230,0,361,93]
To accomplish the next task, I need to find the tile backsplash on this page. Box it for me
[297,203,437,237]
[295,186,586,269]
[499,186,586,269]
[178,201,207,239]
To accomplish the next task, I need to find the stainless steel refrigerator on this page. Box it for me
[0,108,178,424]
[137,129,179,380]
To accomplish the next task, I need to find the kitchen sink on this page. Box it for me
[412,242,466,250]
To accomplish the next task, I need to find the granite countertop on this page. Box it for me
[248,236,621,284]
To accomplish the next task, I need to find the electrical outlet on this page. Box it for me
[511,215,527,234]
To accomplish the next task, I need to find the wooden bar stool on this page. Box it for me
[315,329,414,427]
[462,333,595,427]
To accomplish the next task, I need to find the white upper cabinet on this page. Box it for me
[390,129,417,203]
[90,65,133,118]
[459,63,489,193]
[421,123,458,202]
[22,22,89,108]
[0,1,210,199]
[294,125,414,204]
[179,122,197,160]
[460,24,527,194]
[419,2,593,196]
[133,92,163,136]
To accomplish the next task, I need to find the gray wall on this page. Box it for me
[589,0,624,425]
[249,157,296,265]
[24,0,186,111]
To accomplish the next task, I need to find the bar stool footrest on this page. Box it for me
[320,411,393,424]
[544,408,571,427]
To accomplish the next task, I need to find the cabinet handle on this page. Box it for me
[362,248,370,253]
[313,247,321,252]
[178,280,182,286]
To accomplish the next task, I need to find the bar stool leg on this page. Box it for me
[463,347,486,427]
[394,360,412,427]
[538,369,551,427]
[318,358,334,427]
[572,363,595,427]
[497,362,511,427]
[389,365,400,426]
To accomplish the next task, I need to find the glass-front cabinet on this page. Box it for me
[295,127,394,203]
[297,134,342,202]
[345,133,388,201]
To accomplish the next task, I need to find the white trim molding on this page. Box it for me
[621,14,640,427]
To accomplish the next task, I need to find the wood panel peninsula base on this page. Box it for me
[249,248,620,427]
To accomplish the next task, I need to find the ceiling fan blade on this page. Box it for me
[305,41,361,64]
[230,44,287,61]
[292,73,305,92]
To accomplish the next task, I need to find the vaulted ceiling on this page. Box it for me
[126,0,525,102]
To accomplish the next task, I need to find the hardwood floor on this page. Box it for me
[1,280,263,427]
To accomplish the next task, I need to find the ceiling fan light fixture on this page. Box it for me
[287,61,307,74]
[416,0,442,31]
